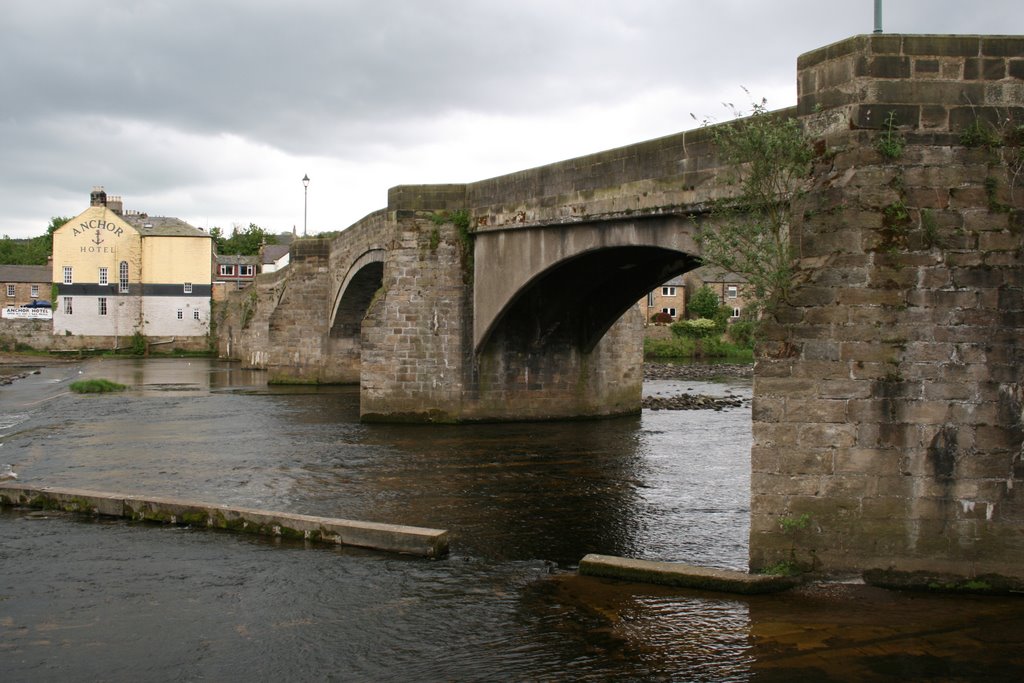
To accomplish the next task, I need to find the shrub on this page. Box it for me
[649,311,674,324]
[671,318,719,339]
[728,320,757,349]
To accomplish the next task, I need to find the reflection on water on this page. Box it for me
[1,358,1022,681]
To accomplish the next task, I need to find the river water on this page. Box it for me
[0,358,1021,681]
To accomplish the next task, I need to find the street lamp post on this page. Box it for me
[302,174,310,237]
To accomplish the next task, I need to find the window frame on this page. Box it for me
[238,264,255,277]
[218,264,235,277]
[63,266,73,285]
[5,284,14,298]
[30,285,39,298]
[98,297,108,316]
[661,286,676,297]
[99,267,108,286]
[119,261,129,293]
[183,282,192,294]
[726,285,738,299]
[64,297,73,315]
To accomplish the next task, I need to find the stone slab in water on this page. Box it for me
[0,484,449,558]
[579,553,800,594]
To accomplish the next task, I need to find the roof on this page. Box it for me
[122,215,210,238]
[216,254,261,266]
[261,244,290,264]
[0,265,51,283]
[689,265,748,284]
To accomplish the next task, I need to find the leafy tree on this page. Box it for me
[696,95,814,315]
[688,285,721,320]
[0,216,69,265]
[210,223,277,256]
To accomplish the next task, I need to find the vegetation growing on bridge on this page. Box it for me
[696,96,814,316]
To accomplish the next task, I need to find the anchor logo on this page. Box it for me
[92,230,104,246]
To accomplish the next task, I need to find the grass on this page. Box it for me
[69,378,127,393]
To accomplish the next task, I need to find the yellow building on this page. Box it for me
[51,188,213,349]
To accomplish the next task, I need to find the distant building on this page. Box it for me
[260,243,290,274]
[51,187,213,349]
[684,266,749,320]
[0,264,52,307]
[640,275,686,322]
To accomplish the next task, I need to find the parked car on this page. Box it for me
[22,300,51,308]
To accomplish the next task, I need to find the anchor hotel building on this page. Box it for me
[51,188,213,350]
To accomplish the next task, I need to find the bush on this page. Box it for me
[649,311,674,324]
[688,286,721,320]
[671,318,719,338]
[728,320,757,349]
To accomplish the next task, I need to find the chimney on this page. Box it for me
[106,195,124,215]
[90,186,107,207]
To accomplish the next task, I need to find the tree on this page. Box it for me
[210,223,277,255]
[688,285,721,320]
[0,216,69,265]
[696,95,814,315]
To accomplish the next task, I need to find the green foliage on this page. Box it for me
[876,111,905,159]
[671,318,719,339]
[643,335,753,362]
[696,94,814,315]
[69,379,127,393]
[128,331,147,355]
[211,223,277,256]
[0,216,69,265]
[960,118,1001,149]
[687,285,721,320]
[728,320,757,349]
[779,513,812,533]
[428,226,441,251]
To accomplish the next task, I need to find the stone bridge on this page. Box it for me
[219,34,1024,581]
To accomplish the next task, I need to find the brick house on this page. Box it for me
[0,264,52,307]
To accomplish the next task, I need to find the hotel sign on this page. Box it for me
[2,307,53,320]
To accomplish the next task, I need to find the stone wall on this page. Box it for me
[750,34,1024,578]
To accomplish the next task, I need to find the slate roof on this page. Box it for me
[0,265,52,283]
[261,244,290,264]
[122,215,210,238]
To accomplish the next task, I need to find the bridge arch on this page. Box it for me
[330,249,386,338]
[473,215,701,354]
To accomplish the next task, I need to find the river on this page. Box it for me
[0,358,1021,681]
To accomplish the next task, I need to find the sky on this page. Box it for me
[1,1,1020,239]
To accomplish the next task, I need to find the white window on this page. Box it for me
[239,265,254,277]
[64,297,73,314]
[184,282,192,294]
[662,286,676,297]
[646,291,654,307]
[119,261,129,293]
[662,307,676,317]
[193,310,201,321]
[99,267,108,286]
[63,266,73,285]
[5,284,14,298]
[30,285,39,298]
[176,309,183,320]
[98,297,107,316]
[726,285,738,299]
[732,307,741,318]
[219,264,235,277]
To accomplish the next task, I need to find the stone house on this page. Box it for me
[684,266,749,320]
[639,275,686,322]
[0,264,52,307]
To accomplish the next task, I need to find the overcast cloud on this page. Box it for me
[1,1,1020,238]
